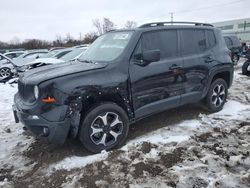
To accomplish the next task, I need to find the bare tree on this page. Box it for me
[93,19,103,35]
[65,33,73,43]
[102,18,115,33]
[9,37,20,46]
[93,18,116,35]
[124,21,137,29]
[55,34,63,46]
[83,32,98,44]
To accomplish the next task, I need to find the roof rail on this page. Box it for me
[139,22,214,28]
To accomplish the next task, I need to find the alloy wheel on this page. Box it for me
[90,112,123,147]
[211,84,226,107]
[0,68,11,77]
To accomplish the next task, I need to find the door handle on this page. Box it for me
[169,64,182,70]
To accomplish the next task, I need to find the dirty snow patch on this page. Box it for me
[48,152,108,173]
[124,119,201,149]
[209,100,249,120]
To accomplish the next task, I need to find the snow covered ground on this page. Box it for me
[0,62,250,188]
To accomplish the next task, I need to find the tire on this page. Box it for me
[232,54,239,65]
[242,61,250,75]
[79,102,129,153]
[204,78,228,112]
[0,67,12,78]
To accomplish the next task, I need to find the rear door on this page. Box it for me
[180,29,213,105]
[129,29,184,119]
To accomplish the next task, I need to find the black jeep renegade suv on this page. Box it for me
[13,22,233,153]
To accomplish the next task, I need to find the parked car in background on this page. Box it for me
[49,47,66,51]
[13,22,233,153]
[242,49,250,75]
[0,54,15,78]
[74,44,90,48]
[9,51,49,68]
[41,48,72,59]
[1,50,49,78]
[4,51,26,59]
[15,50,48,60]
[25,47,88,70]
[0,48,78,76]
[224,36,241,64]
[0,48,25,54]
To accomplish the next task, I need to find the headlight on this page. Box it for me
[34,86,39,99]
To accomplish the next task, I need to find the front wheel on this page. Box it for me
[79,103,129,153]
[0,67,12,78]
[204,78,228,112]
[242,61,250,75]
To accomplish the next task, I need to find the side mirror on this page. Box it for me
[135,50,160,66]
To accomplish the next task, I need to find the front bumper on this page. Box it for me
[13,95,71,145]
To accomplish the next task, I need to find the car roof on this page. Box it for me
[109,22,216,33]
[4,51,25,55]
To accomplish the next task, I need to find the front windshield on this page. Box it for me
[78,31,133,62]
[60,48,86,61]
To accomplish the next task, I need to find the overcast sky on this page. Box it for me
[1,0,250,42]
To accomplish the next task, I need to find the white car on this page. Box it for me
[24,47,87,70]
[12,51,49,67]
[0,54,16,78]
[4,51,26,59]
[0,47,88,78]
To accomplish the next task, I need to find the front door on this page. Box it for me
[129,29,184,119]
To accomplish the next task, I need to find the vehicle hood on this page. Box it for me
[12,58,35,67]
[20,60,108,85]
[0,60,7,67]
[27,58,64,66]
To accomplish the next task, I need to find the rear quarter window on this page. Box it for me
[207,30,216,48]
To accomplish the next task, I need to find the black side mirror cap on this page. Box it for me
[143,49,160,63]
[135,50,161,66]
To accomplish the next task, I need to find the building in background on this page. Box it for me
[213,18,250,42]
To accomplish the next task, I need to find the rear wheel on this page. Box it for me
[204,78,228,112]
[79,103,129,153]
[0,67,12,78]
[242,61,250,75]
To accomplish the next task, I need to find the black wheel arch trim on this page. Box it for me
[202,64,233,99]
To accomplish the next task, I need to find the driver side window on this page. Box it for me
[133,30,178,61]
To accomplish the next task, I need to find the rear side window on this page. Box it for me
[180,29,206,55]
[141,30,178,59]
[207,30,216,48]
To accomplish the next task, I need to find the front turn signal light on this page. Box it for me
[42,97,56,103]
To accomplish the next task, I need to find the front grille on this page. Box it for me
[18,79,36,104]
